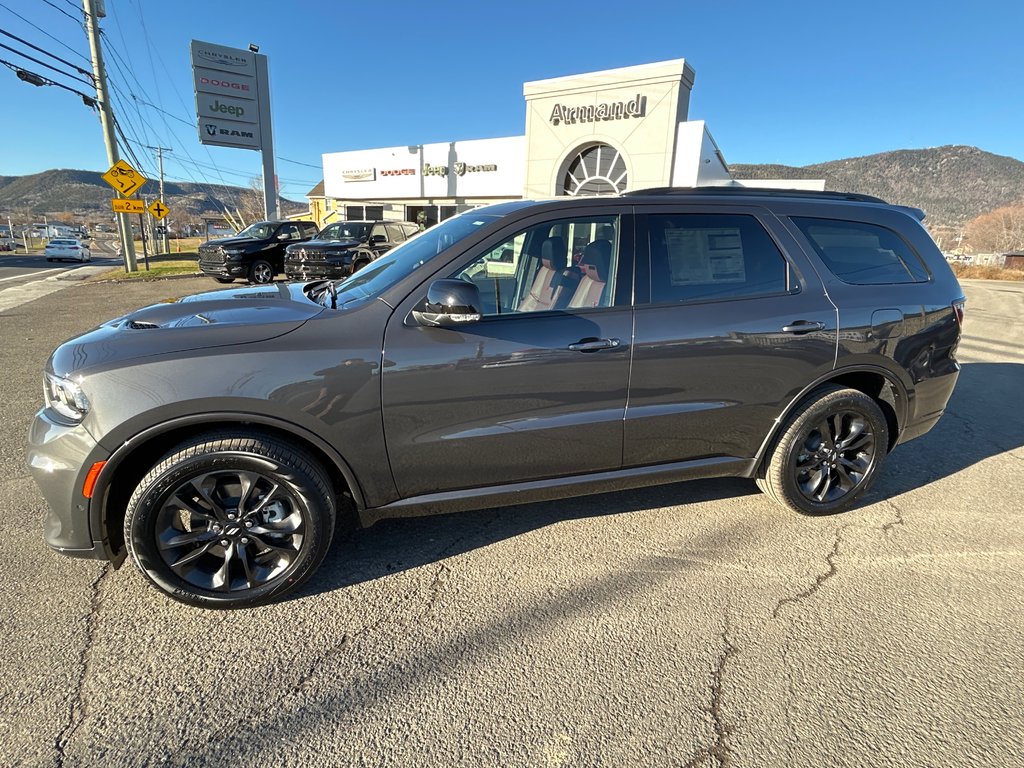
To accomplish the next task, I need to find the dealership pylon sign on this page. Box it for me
[190,39,278,218]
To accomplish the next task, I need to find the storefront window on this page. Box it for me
[562,144,628,196]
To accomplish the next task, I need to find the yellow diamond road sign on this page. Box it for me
[111,198,145,214]
[149,200,170,220]
[102,159,147,198]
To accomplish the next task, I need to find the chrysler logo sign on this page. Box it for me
[195,48,249,68]
[341,168,375,182]
[549,94,647,126]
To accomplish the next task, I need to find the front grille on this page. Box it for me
[293,248,325,262]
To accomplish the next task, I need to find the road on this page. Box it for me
[0,277,1021,767]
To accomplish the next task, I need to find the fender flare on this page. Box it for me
[750,364,910,475]
[88,412,367,558]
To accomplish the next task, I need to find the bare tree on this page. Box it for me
[964,203,1024,253]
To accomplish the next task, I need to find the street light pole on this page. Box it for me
[83,0,137,271]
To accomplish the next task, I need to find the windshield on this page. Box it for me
[315,213,498,307]
[236,222,273,239]
[319,223,370,241]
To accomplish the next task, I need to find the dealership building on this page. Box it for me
[306,59,821,227]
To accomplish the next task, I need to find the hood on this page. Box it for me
[200,235,264,250]
[50,283,326,375]
[288,238,362,251]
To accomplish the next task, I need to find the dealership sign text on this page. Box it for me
[549,94,647,126]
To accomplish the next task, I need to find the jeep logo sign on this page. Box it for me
[197,95,258,126]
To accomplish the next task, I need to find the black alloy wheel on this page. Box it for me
[758,385,889,515]
[249,259,274,284]
[125,432,336,608]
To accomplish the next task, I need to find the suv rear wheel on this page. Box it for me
[124,431,336,608]
[758,386,888,515]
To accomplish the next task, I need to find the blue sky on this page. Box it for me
[0,0,1021,201]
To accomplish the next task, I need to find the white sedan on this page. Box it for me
[44,238,91,262]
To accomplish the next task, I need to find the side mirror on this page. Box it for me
[276,232,290,241]
[370,234,387,245]
[412,279,483,327]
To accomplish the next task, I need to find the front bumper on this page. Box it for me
[198,255,248,278]
[27,409,110,560]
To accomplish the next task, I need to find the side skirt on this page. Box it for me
[359,456,756,527]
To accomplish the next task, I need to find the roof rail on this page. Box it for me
[623,186,890,205]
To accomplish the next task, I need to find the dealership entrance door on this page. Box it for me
[406,205,458,228]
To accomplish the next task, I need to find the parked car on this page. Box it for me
[44,238,91,262]
[197,220,319,284]
[284,220,420,281]
[29,188,964,608]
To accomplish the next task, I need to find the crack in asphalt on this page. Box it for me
[53,564,109,767]
[683,628,736,768]
[772,527,845,619]
[881,498,907,537]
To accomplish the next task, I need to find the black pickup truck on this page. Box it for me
[198,220,319,284]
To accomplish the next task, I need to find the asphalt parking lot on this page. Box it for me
[1,276,1021,767]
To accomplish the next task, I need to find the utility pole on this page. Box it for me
[146,145,171,254]
[83,0,137,271]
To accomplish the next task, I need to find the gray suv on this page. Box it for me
[28,188,965,608]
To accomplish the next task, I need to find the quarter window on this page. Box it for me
[646,214,790,303]
[452,215,621,316]
[791,217,929,284]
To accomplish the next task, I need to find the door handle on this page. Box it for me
[568,337,620,352]
[781,321,826,334]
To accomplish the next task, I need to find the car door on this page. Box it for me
[381,210,634,498]
[271,224,302,270]
[368,223,391,259]
[624,205,838,466]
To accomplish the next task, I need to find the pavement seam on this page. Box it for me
[683,626,736,768]
[53,563,109,767]
[771,526,846,619]
[289,561,450,698]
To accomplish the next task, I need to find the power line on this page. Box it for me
[39,0,82,25]
[0,55,95,104]
[0,27,93,79]
[278,156,322,170]
[0,1,88,63]
[0,39,94,87]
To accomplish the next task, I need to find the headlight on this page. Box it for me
[223,249,245,259]
[44,373,90,423]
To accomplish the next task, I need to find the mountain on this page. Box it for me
[0,168,306,220]
[730,146,1024,227]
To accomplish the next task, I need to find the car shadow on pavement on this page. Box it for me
[869,362,1024,499]
[298,361,1022,601]
[297,476,758,600]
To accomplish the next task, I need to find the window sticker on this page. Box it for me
[665,227,746,284]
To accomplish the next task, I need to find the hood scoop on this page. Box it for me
[125,319,160,330]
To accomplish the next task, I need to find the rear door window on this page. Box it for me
[791,217,929,284]
[644,213,791,303]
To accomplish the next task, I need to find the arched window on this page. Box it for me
[561,144,628,196]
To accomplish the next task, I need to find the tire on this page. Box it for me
[215,277,235,284]
[248,260,274,284]
[124,431,336,608]
[758,386,889,515]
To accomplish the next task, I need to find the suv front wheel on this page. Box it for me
[124,431,336,608]
[758,386,888,515]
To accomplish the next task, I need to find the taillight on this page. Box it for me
[952,298,965,326]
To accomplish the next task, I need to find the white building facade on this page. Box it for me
[316,59,820,227]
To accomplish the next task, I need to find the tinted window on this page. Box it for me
[646,214,789,303]
[276,224,301,240]
[791,217,928,284]
[301,223,319,237]
[385,223,406,243]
